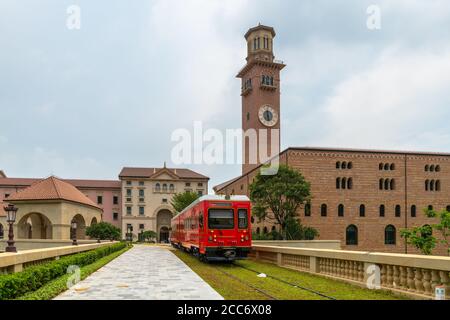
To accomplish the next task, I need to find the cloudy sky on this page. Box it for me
[1,0,450,191]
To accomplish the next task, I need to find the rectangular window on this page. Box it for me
[139,224,145,229]
[113,212,118,220]
[126,189,132,197]
[198,183,203,187]
[238,209,248,229]
[126,181,132,185]
[139,189,144,197]
[208,209,234,230]
[162,198,168,203]
[126,206,132,215]
[139,181,144,186]
[4,193,10,198]
[197,190,203,196]
[113,196,119,205]
[185,182,191,187]
[139,207,145,216]
[97,196,103,205]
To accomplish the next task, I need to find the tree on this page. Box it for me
[424,208,450,255]
[141,230,157,243]
[171,191,199,213]
[85,222,121,241]
[400,224,436,255]
[249,165,313,239]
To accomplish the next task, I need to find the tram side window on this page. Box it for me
[199,213,204,229]
[208,209,234,229]
[238,209,248,229]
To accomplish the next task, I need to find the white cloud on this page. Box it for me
[310,46,450,151]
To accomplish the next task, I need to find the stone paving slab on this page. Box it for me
[54,245,223,300]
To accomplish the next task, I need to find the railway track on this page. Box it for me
[234,263,337,300]
[212,262,337,300]
[213,264,279,300]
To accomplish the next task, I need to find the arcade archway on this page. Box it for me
[17,212,53,239]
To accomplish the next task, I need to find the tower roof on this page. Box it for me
[6,176,101,209]
[244,24,276,40]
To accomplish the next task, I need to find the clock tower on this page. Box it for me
[238,24,285,174]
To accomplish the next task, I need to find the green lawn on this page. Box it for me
[174,250,409,300]
[16,246,130,300]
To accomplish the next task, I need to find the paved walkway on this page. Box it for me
[54,245,223,300]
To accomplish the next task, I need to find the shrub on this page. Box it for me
[85,222,121,241]
[0,242,126,300]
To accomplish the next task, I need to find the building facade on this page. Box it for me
[0,165,209,242]
[214,25,450,255]
[118,166,209,242]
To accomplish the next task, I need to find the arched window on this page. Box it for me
[346,225,358,245]
[430,165,435,172]
[304,203,311,217]
[341,162,347,169]
[379,178,384,190]
[436,165,441,172]
[347,162,353,169]
[321,204,327,217]
[0,223,3,239]
[155,183,161,192]
[384,163,389,170]
[379,163,384,170]
[395,205,401,217]
[385,225,396,245]
[336,177,341,189]
[338,204,344,217]
[347,178,353,190]
[411,205,417,217]
[384,179,390,190]
[379,205,385,217]
[256,227,260,234]
[263,226,268,234]
[341,177,347,189]
[425,179,429,191]
[162,183,168,192]
[271,225,276,232]
[390,179,395,190]
[390,163,395,170]
[446,205,450,212]
[359,204,366,217]
[169,184,175,192]
[425,165,429,172]
[436,180,441,191]
[336,161,341,169]
[430,180,435,191]
[428,205,434,211]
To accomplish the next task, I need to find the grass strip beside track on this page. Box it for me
[174,250,409,300]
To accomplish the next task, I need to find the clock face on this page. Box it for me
[258,105,278,127]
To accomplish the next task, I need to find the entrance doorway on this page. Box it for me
[159,227,169,243]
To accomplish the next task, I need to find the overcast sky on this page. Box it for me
[1,0,450,191]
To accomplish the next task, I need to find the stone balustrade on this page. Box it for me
[251,245,450,300]
[0,242,117,274]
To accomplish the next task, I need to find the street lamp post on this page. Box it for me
[4,204,18,253]
[71,220,78,246]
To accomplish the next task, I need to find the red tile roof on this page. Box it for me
[119,167,209,180]
[5,176,102,210]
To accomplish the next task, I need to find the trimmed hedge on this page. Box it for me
[0,242,127,300]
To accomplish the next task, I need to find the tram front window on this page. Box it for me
[208,209,234,229]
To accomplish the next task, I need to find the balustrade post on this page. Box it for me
[439,271,450,300]
[422,269,432,296]
[414,268,424,294]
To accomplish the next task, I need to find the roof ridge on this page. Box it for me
[50,176,63,199]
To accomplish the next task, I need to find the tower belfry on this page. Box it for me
[238,25,285,174]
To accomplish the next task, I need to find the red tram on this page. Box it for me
[170,195,252,261]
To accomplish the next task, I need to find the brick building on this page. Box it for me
[214,25,450,255]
